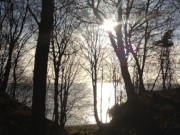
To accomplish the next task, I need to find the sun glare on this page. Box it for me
[102,19,117,32]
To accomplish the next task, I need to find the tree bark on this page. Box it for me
[139,72,145,93]
[119,61,136,101]
[115,5,136,101]
[134,55,146,94]
[32,0,54,135]
[92,54,103,128]
[92,80,104,128]
[0,42,14,95]
[60,108,66,130]
[89,0,136,102]
[12,57,18,98]
[51,37,61,134]
[53,68,59,134]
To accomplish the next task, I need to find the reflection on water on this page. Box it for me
[97,83,116,123]
[46,83,126,125]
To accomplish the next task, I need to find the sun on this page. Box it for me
[102,19,117,32]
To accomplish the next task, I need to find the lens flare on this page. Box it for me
[102,19,117,32]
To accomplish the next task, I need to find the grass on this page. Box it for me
[66,124,98,135]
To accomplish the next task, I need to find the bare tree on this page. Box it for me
[10,27,35,98]
[87,0,180,97]
[29,0,54,134]
[0,0,28,95]
[107,54,123,104]
[49,0,81,133]
[88,0,136,101]
[81,25,106,127]
[7,72,33,106]
[154,30,174,90]
[58,53,81,129]
[129,0,180,93]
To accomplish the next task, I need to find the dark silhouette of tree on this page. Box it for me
[154,30,174,90]
[30,0,54,135]
[59,53,81,129]
[6,72,33,106]
[88,0,136,101]
[0,0,28,95]
[87,0,179,97]
[105,51,123,104]
[81,25,105,127]
[10,26,35,98]
[49,1,81,133]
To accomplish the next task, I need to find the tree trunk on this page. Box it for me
[90,0,136,102]
[115,4,136,102]
[53,69,59,134]
[32,0,54,135]
[0,42,14,95]
[115,33,136,101]
[138,70,145,94]
[93,83,104,127]
[12,58,18,98]
[60,93,68,131]
[60,109,65,130]
[161,54,166,90]
[119,62,136,101]
[139,73,145,93]
[133,54,145,94]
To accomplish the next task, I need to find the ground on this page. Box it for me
[0,95,55,135]
[66,125,98,135]
[95,88,180,135]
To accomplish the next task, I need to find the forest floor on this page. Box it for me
[0,88,180,135]
[65,124,98,135]
[0,94,55,135]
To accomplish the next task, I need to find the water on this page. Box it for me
[46,83,126,125]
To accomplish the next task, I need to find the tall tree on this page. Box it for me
[30,0,54,134]
[127,0,178,93]
[154,30,174,90]
[88,0,136,101]
[11,25,34,98]
[88,0,179,97]
[81,25,105,127]
[50,0,81,133]
[59,53,81,129]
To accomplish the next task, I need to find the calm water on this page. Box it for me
[46,83,126,125]
[45,82,179,125]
